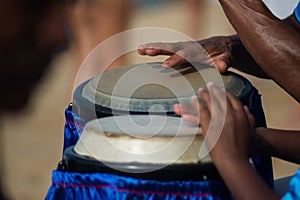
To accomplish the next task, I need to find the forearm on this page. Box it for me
[256,128,300,164]
[227,34,269,78]
[214,157,279,200]
[219,0,300,102]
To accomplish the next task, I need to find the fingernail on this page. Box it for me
[191,95,198,102]
[162,61,170,68]
[174,104,180,107]
[197,88,204,93]
[138,44,144,49]
[207,82,215,87]
[182,114,190,120]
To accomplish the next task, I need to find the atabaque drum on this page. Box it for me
[46,62,273,200]
[73,62,252,121]
[71,61,271,183]
[51,115,233,199]
[64,115,217,180]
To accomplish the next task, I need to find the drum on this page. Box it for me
[46,62,273,200]
[47,115,232,199]
[63,115,218,180]
[73,62,252,121]
[69,61,271,182]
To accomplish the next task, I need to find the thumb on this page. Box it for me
[213,54,231,73]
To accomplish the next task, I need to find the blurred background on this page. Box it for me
[1,0,299,199]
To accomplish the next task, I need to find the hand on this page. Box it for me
[138,36,238,73]
[174,83,256,163]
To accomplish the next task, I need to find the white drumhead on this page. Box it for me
[74,115,211,168]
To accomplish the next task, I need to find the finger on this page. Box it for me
[205,82,227,115]
[173,104,182,115]
[174,96,201,124]
[196,88,212,134]
[138,43,176,56]
[197,88,211,113]
[243,106,256,130]
[213,58,229,73]
[197,94,211,134]
[205,83,230,137]
[174,98,200,116]
[182,114,200,124]
[174,104,197,116]
[162,53,187,68]
[207,82,226,103]
[139,48,173,56]
[226,91,244,111]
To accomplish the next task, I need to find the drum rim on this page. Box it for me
[82,63,247,112]
[61,146,222,181]
[73,70,253,121]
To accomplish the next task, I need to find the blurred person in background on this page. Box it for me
[0,0,67,199]
[67,0,133,75]
[0,0,222,198]
[185,0,209,38]
[0,0,208,198]
[68,0,207,84]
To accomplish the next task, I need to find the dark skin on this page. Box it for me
[0,0,67,198]
[138,1,300,199]
[174,83,300,200]
[218,0,300,102]
[0,0,67,112]
[138,35,268,78]
[138,1,300,102]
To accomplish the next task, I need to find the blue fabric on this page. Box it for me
[63,107,85,153]
[244,87,274,188]
[294,1,300,23]
[46,170,232,200]
[282,169,300,200]
[46,85,273,199]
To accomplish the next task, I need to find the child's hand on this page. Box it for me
[174,82,256,164]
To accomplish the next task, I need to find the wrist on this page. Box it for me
[212,151,249,169]
[213,154,250,176]
[226,35,243,65]
[254,127,273,156]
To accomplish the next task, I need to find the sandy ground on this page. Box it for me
[2,1,299,199]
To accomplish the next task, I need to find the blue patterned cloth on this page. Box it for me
[282,169,300,200]
[62,106,85,154]
[46,107,233,200]
[46,171,232,200]
[46,86,273,199]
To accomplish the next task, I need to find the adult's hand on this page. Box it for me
[138,36,236,73]
[138,35,268,77]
